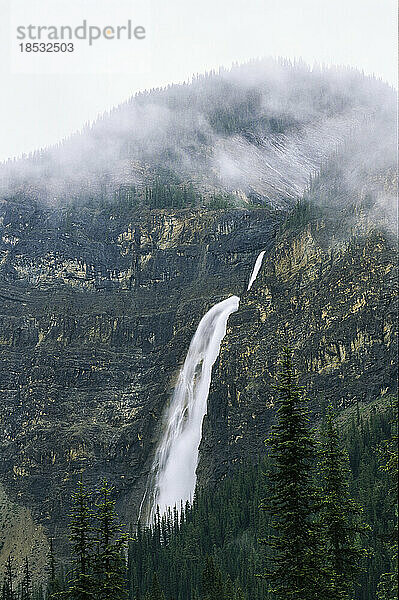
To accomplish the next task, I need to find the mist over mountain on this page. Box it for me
[1,58,396,212]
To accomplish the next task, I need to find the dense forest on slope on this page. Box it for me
[4,391,395,600]
[126,395,397,600]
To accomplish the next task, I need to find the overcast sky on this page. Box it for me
[0,0,397,162]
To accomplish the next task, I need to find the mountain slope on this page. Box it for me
[0,60,396,582]
[1,59,395,208]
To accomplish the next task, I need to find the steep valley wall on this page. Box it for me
[198,220,397,486]
[0,197,396,578]
[0,199,282,573]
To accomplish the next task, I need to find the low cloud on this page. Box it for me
[0,58,396,220]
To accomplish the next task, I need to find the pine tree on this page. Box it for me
[223,575,234,600]
[144,574,166,600]
[20,557,32,600]
[47,538,64,599]
[233,586,246,600]
[319,405,369,599]
[2,556,15,600]
[261,346,324,600]
[32,585,45,600]
[201,557,225,600]
[93,479,128,600]
[65,476,96,600]
[376,400,398,600]
[1,582,11,600]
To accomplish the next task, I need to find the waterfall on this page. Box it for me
[145,251,266,522]
[147,295,240,521]
[247,250,266,290]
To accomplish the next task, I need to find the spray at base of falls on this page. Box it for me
[145,251,266,522]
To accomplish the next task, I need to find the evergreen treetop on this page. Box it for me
[262,346,326,600]
[319,405,370,600]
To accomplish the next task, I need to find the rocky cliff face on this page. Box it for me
[0,60,396,582]
[0,197,283,572]
[0,190,397,579]
[198,214,397,486]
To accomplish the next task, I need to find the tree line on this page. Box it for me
[2,349,397,599]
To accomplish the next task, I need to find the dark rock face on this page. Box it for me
[0,198,283,546]
[0,194,396,575]
[198,222,398,486]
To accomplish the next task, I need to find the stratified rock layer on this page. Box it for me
[0,199,282,545]
[0,196,396,575]
[198,220,397,485]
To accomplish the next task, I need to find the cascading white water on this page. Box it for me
[148,295,240,521]
[247,250,266,290]
[146,251,266,522]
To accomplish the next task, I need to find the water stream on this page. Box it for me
[146,251,266,522]
[247,250,266,290]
